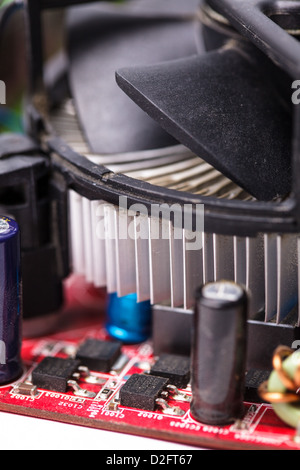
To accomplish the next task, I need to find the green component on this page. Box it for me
[1,0,14,7]
[0,107,23,133]
[268,350,300,428]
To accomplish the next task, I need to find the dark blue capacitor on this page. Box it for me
[0,216,22,384]
[106,293,152,344]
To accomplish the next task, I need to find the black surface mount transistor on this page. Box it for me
[32,357,82,393]
[150,354,191,388]
[75,338,122,372]
[120,374,170,411]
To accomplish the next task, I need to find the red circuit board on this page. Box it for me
[0,277,299,451]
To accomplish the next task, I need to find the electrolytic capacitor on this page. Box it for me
[0,216,23,384]
[106,293,152,344]
[190,281,248,426]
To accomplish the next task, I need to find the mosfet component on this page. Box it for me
[75,338,122,372]
[32,357,81,393]
[0,216,23,384]
[191,281,248,426]
[120,374,170,411]
[31,356,97,398]
[119,373,189,415]
[150,353,190,388]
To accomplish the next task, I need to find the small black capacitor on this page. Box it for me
[0,216,23,384]
[190,281,248,426]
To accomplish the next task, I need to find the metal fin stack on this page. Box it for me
[68,189,299,325]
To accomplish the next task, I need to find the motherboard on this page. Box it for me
[0,277,299,451]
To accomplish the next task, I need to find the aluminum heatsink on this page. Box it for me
[49,99,299,326]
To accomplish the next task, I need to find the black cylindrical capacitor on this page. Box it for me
[0,216,23,384]
[190,281,248,426]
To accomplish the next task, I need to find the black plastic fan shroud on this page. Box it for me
[22,0,300,236]
[115,0,300,201]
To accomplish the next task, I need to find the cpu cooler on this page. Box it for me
[1,0,300,371]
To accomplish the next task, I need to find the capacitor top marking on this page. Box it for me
[202,281,244,302]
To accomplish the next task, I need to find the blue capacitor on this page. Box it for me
[106,293,152,344]
[0,216,22,384]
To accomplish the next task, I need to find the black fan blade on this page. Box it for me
[116,46,292,200]
[67,1,201,154]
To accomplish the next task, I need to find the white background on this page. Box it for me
[0,411,199,450]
